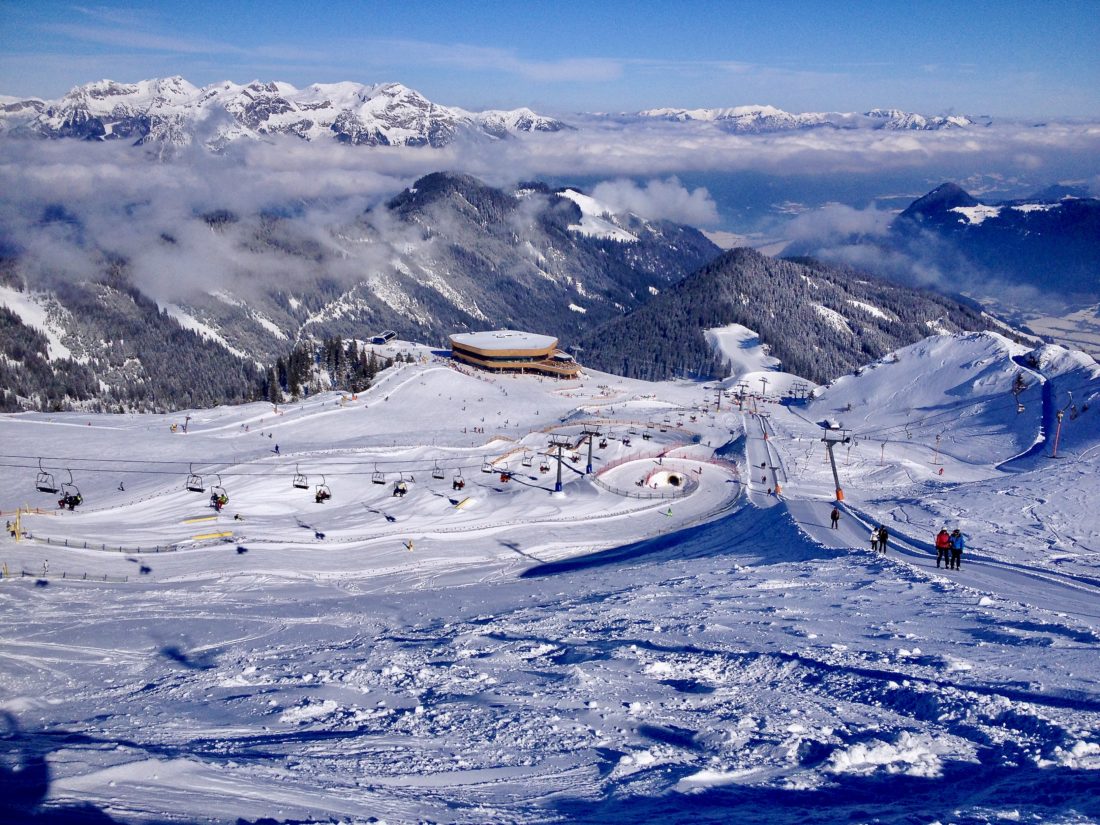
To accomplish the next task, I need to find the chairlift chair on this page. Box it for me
[432,463,445,480]
[521,452,533,468]
[622,436,632,446]
[210,474,228,504]
[185,463,204,493]
[35,458,59,494]
[452,470,465,490]
[293,464,309,489]
[539,458,550,473]
[315,474,332,503]
[59,470,82,509]
[598,438,608,449]
[393,477,408,497]
[372,465,385,484]
[481,462,493,474]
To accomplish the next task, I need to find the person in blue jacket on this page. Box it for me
[949,529,965,570]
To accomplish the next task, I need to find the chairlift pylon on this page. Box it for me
[185,463,204,493]
[35,458,59,494]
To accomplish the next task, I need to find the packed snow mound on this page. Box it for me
[826,732,944,778]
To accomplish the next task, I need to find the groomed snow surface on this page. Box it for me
[2,332,1099,824]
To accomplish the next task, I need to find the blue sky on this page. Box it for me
[1,0,1098,117]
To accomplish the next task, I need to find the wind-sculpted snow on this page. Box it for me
[1,338,1099,823]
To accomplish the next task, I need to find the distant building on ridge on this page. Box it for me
[449,330,580,379]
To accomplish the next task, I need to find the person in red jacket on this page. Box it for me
[935,528,951,568]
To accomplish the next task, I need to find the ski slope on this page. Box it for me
[2,334,1099,824]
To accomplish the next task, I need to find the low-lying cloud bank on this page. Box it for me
[1,117,1097,306]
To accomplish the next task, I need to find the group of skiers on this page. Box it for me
[829,506,966,569]
[935,528,966,570]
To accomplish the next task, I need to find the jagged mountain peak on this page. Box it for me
[0,77,569,149]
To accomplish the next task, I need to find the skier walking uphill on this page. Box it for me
[877,525,890,553]
[935,528,951,568]
[830,506,841,529]
[949,529,965,570]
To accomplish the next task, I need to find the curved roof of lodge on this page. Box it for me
[449,330,558,351]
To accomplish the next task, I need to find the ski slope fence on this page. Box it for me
[8,569,130,583]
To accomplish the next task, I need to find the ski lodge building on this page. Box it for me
[448,330,580,379]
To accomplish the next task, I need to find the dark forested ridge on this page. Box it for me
[0,271,263,412]
[579,248,1005,385]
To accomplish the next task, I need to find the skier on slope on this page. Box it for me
[830,506,840,529]
[935,528,951,568]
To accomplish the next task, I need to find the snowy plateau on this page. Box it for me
[2,327,1100,825]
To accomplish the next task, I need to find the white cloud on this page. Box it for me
[590,177,719,226]
[784,204,894,243]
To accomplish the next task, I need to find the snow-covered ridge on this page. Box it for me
[635,104,978,132]
[0,76,569,148]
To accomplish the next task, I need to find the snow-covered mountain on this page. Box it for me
[891,182,1100,302]
[0,173,719,410]
[634,104,980,132]
[0,76,569,148]
[579,247,1009,383]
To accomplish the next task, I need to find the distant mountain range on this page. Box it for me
[0,77,568,148]
[0,76,990,149]
[632,105,984,132]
